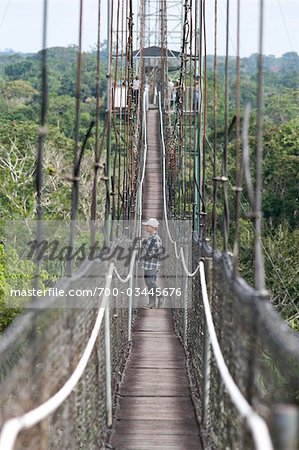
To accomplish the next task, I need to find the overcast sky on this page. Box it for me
[0,0,298,57]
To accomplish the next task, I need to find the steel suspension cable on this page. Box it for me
[118,0,126,220]
[90,0,102,245]
[193,0,203,233]
[34,0,48,292]
[127,0,134,218]
[104,0,114,240]
[254,0,266,292]
[211,0,218,252]
[201,0,207,238]
[111,0,121,227]
[187,0,193,219]
[232,0,242,278]
[222,0,230,251]
[175,0,189,218]
[67,0,84,276]
[123,0,129,219]
[192,0,199,228]
[116,0,127,222]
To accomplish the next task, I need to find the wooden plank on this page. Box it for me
[110,434,202,450]
[112,419,200,435]
[115,397,197,420]
[121,368,189,396]
[120,370,189,396]
[133,322,174,332]
[120,384,189,397]
[133,332,179,339]
[129,360,186,369]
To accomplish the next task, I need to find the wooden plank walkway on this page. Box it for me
[109,310,202,449]
[143,108,163,221]
[108,109,202,450]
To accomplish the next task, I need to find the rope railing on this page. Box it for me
[158,92,180,259]
[0,264,114,450]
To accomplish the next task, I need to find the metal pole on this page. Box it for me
[105,0,112,242]
[202,257,212,429]
[104,304,112,426]
[183,246,189,345]
[128,270,134,342]
[194,0,203,234]
[254,0,266,292]
[106,0,112,112]
[271,404,299,450]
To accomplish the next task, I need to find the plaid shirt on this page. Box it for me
[141,232,163,271]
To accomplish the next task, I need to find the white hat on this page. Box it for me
[142,218,160,228]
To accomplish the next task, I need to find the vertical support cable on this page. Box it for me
[105,300,112,426]
[211,0,218,252]
[118,0,125,220]
[192,0,199,228]
[34,0,48,291]
[222,0,230,251]
[127,273,133,341]
[111,0,121,234]
[187,0,193,219]
[32,1,48,442]
[67,0,84,276]
[194,0,203,234]
[202,258,212,429]
[123,0,129,220]
[202,0,207,239]
[232,0,242,279]
[127,0,134,219]
[138,0,146,134]
[160,0,164,104]
[183,249,189,345]
[105,0,113,242]
[254,0,266,292]
[162,0,169,113]
[177,0,189,219]
[90,0,102,245]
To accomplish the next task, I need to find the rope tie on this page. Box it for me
[213,176,228,182]
[38,125,48,136]
[65,176,81,182]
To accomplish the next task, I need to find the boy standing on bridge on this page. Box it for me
[133,75,140,105]
[141,218,164,308]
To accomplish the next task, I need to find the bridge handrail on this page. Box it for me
[159,92,274,450]
[0,264,113,450]
[158,92,180,259]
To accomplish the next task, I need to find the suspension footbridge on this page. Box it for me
[0,1,298,449]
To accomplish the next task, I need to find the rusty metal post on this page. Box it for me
[271,404,299,450]
[128,270,134,342]
[183,245,189,346]
[202,257,212,429]
[104,303,112,427]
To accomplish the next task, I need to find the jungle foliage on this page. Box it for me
[0,48,298,331]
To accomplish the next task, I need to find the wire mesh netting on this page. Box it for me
[0,260,131,450]
[172,237,299,450]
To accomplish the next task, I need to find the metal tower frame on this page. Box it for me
[136,0,183,52]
